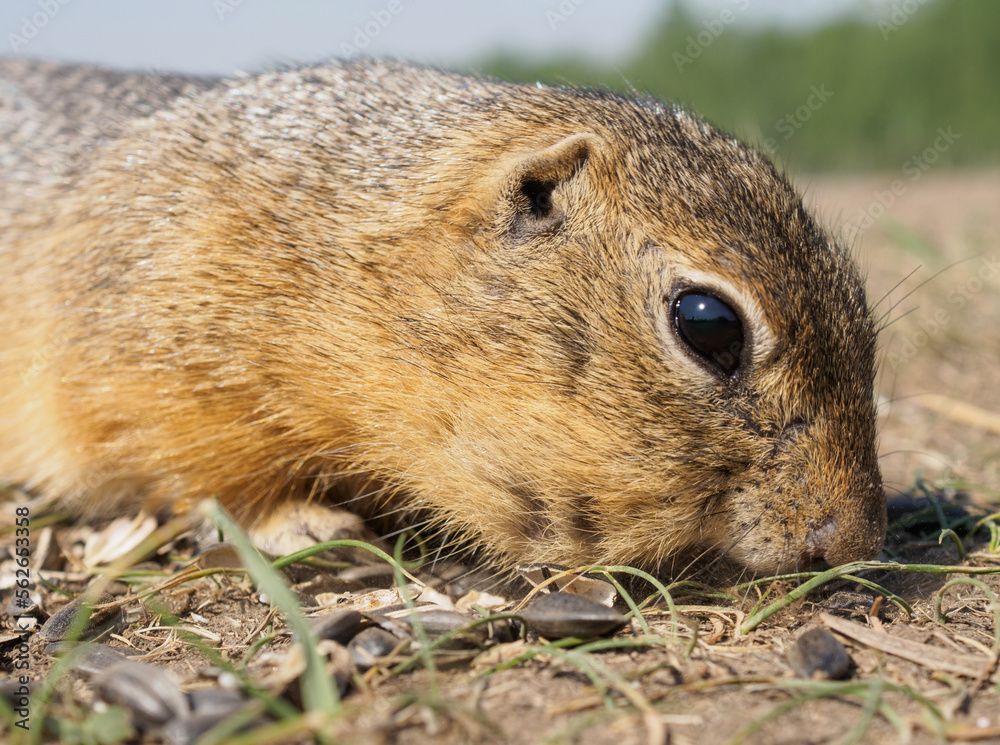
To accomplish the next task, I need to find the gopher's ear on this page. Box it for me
[499,133,603,235]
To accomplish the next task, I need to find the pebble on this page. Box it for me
[0,676,34,706]
[195,544,245,569]
[786,626,852,680]
[378,608,488,649]
[160,689,253,745]
[309,608,364,645]
[38,592,124,642]
[518,592,626,639]
[348,627,405,670]
[93,659,191,728]
[187,687,248,717]
[161,713,239,745]
[45,641,132,675]
[320,639,357,695]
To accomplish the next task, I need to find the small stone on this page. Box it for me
[823,591,877,614]
[309,609,364,645]
[196,543,245,569]
[519,592,626,639]
[158,688,254,745]
[0,676,34,707]
[786,626,852,680]
[5,590,41,618]
[93,659,190,728]
[348,627,404,670]
[217,671,242,691]
[46,641,132,675]
[39,592,124,642]
[379,608,487,649]
[187,688,248,717]
[319,639,356,694]
[161,710,250,745]
[409,609,477,636]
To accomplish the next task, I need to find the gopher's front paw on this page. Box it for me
[247,501,388,564]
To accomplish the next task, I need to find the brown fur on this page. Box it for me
[0,58,885,574]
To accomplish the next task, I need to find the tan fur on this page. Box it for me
[0,58,885,574]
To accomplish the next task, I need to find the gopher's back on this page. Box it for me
[0,59,216,226]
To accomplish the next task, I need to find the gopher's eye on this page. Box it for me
[673,292,743,376]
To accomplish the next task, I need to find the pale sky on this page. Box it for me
[1,0,895,75]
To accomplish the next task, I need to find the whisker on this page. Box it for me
[879,303,919,329]
[872,263,922,312]
[878,448,934,460]
[875,256,981,329]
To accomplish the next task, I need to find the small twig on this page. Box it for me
[820,613,996,680]
[913,394,1000,436]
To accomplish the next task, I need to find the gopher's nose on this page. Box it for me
[802,509,886,567]
[802,518,838,564]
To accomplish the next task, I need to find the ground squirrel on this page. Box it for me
[0,58,886,575]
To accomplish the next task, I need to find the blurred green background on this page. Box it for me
[482,0,999,173]
[3,0,996,175]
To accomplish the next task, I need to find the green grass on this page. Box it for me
[7,490,1000,744]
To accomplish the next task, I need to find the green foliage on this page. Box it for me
[51,707,134,745]
[480,0,1000,172]
[203,502,341,718]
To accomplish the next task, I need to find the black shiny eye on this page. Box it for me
[673,292,744,376]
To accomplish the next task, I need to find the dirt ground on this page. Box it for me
[1,170,999,745]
